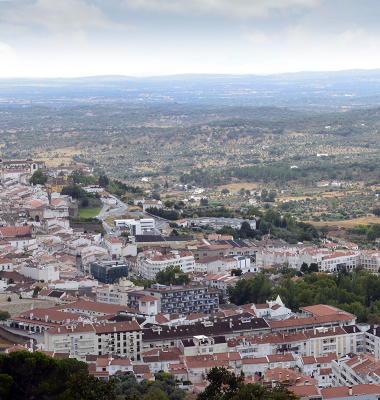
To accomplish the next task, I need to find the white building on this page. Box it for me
[20,264,59,282]
[105,237,122,259]
[139,249,195,280]
[114,218,155,235]
[0,258,13,272]
[83,185,104,193]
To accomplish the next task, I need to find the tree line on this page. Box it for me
[229,268,380,323]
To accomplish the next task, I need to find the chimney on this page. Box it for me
[286,375,289,380]
[317,385,322,395]
[279,371,281,381]
[348,386,352,396]
[333,326,335,332]
[45,315,48,322]
[272,380,276,388]
[58,328,60,333]
[30,313,33,320]
[114,326,116,332]
[305,380,309,385]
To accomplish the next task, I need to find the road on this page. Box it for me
[96,196,170,237]
[1,324,44,344]
[96,195,127,237]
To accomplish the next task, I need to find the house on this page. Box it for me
[142,200,163,212]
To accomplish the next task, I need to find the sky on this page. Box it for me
[0,0,380,78]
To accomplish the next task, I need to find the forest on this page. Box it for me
[228,267,380,323]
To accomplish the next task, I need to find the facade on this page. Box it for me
[96,278,144,306]
[0,258,13,271]
[114,218,155,235]
[105,237,122,259]
[44,320,143,361]
[148,283,219,315]
[139,249,195,280]
[0,158,45,173]
[19,264,59,282]
[45,176,72,194]
[90,261,129,284]
[142,200,163,212]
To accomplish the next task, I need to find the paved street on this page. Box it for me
[1,324,45,344]
[96,197,169,237]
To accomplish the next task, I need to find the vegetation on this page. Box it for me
[0,351,90,400]
[155,266,191,286]
[197,367,299,400]
[146,207,180,221]
[29,170,48,185]
[229,268,380,323]
[69,216,102,224]
[0,310,11,321]
[115,372,188,400]
[78,207,102,218]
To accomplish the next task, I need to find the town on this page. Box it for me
[1,157,380,399]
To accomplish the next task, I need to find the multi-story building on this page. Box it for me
[0,158,45,173]
[90,261,129,284]
[44,319,143,361]
[138,248,195,280]
[104,237,122,259]
[114,218,155,235]
[147,283,219,315]
[332,353,380,387]
[96,278,144,306]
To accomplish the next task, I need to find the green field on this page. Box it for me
[78,207,102,218]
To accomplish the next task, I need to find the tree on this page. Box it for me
[29,170,48,185]
[309,263,319,273]
[68,370,117,400]
[8,278,14,284]
[320,224,330,238]
[0,310,11,321]
[33,286,42,297]
[98,174,109,187]
[155,265,191,286]
[93,228,106,236]
[367,223,380,241]
[197,367,299,400]
[374,207,380,217]
[200,198,209,206]
[0,351,75,400]
[300,262,309,274]
[221,188,229,195]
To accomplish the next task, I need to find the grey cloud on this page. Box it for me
[124,0,324,19]
[1,0,132,31]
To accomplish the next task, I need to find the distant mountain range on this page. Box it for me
[1,68,380,109]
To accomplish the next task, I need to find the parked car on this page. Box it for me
[28,331,35,335]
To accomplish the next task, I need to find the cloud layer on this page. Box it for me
[0,0,378,77]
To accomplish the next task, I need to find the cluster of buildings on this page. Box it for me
[6,299,380,399]
[5,158,380,398]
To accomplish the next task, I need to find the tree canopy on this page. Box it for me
[29,170,48,185]
[155,265,191,286]
[197,367,299,400]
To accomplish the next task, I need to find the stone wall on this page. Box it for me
[0,294,56,317]
[0,326,32,346]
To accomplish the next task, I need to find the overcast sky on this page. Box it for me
[0,0,380,78]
